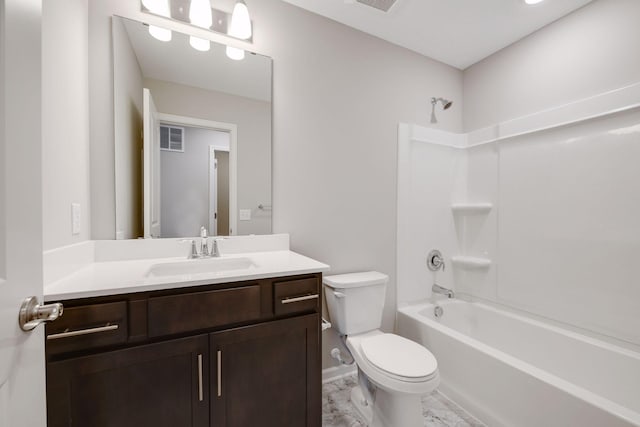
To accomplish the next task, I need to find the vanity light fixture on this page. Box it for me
[140,0,254,59]
[226,0,252,60]
[142,0,172,41]
[524,0,544,4]
[188,0,213,51]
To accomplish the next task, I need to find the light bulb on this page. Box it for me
[226,46,245,61]
[143,0,172,41]
[189,0,212,29]
[149,25,172,42]
[228,1,252,40]
[190,36,210,51]
[142,0,170,16]
[142,0,164,12]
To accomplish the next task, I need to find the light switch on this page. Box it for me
[239,209,251,221]
[71,203,81,235]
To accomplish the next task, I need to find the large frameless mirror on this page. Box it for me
[111,15,272,239]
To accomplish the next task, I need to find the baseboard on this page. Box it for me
[322,365,357,383]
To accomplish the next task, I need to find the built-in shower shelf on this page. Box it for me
[451,256,492,270]
[451,203,493,215]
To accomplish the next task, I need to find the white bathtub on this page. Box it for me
[397,299,640,427]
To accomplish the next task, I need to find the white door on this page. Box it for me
[0,0,48,425]
[209,147,218,235]
[143,88,161,238]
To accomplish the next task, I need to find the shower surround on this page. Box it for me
[396,82,640,426]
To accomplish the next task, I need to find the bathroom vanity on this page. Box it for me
[43,235,328,427]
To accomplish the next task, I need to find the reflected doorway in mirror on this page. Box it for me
[150,111,238,238]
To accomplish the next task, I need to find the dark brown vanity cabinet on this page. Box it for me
[47,335,209,427]
[210,314,320,427]
[45,273,322,427]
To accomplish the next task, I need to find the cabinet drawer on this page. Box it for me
[148,285,261,337]
[45,301,128,355]
[273,277,319,316]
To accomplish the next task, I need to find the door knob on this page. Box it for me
[19,296,63,331]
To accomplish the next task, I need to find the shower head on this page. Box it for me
[432,97,452,109]
[430,97,453,124]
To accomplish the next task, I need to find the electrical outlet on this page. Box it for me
[71,203,81,235]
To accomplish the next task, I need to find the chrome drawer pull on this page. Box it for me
[281,294,319,304]
[217,350,222,397]
[46,324,119,340]
[197,354,204,402]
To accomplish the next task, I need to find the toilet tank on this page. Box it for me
[323,271,388,336]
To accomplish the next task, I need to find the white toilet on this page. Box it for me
[324,271,439,427]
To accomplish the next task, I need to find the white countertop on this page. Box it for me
[44,250,329,301]
[43,235,330,301]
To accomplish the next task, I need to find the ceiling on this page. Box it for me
[281,0,594,69]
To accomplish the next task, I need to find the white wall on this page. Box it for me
[463,0,640,132]
[88,0,117,242]
[160,127,229,238]
[113,17,144,240]
[144,78,272,236]
[42,0,91,250]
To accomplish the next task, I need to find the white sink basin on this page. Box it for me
[146,257,256,277]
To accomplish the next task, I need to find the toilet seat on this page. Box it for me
[360,333,438,383]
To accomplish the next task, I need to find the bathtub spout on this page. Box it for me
[432,283,454,298]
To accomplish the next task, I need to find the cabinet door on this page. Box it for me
[47,334,209,427]
[211,314,320,427]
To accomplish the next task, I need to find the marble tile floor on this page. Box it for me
[322,374,485,427]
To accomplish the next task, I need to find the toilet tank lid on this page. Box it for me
[323,271,388,289]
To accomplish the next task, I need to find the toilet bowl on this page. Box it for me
[323,272,440,427]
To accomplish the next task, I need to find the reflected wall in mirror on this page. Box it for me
[112,16,272,239]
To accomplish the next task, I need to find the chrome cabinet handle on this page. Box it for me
[281,294,319,304]
[197,354,204,402]
[46,324,118,340]
[19,296,63,331]
[217,350,222,397]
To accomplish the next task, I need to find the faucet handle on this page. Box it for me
[211,237,228,257]
[180,239,199,259]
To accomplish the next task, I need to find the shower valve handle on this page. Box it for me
[427,249,445,272]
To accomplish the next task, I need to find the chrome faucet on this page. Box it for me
[199,226,210,257]
[432,283,454,299]
[180,226,215,259]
